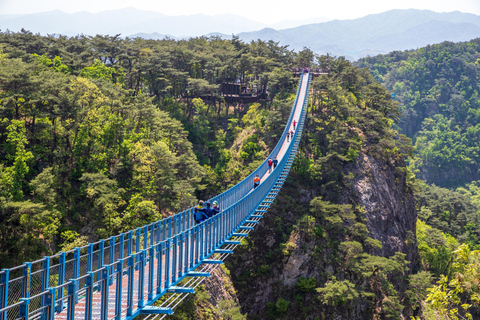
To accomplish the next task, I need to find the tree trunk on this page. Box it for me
[15,99,19,120]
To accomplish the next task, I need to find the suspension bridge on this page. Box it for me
[0,70,312,320]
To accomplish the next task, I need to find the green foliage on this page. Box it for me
[240,134,261,161]
[275,297,290,317]
[415,182,480,249]
[296,276,317,293]
[121,194,160,232]
[364,237,383,250]
[404,271,435,311]
[1,119,33,200]
[357,39,480,188]
[30,167,57,206]
[417,219,459,277]
[0,200,60,265]
[214,299,247,320]
[317,276,359,306]
[294,214,316,239]
[32,53,72,73]
[60,231,89,252]
[421,244,480,320]
[310,56,400,165]
[0,32,430,320]
[256,264,270,276]
[0,38,226,266]
[310,197,355,235]
[280,237,297,256]
[79,59,123,83]
[266,301,276,319]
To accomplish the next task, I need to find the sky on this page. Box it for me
[0,0,479,24]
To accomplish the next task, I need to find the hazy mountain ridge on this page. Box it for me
[238,9,480,59]
[0,8,479,59]
[0,7,267,37]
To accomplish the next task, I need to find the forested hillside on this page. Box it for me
[356,38,480,188]
[0,30,301,267]
[1,30,479,320]
[356,39,480,319]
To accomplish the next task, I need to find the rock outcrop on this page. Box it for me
[343,153,419,267]
[212,150,419,319]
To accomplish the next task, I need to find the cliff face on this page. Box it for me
[213,151,419,320]
[343,153,418,265]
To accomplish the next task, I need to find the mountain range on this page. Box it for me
[237,10,480,59]
[0,7,329,37]
[0,8,479,59]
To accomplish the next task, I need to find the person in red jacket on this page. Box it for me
[253,174,261,189]
[293,120,297,130]
[268,158,273,173]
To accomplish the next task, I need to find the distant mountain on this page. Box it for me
[0,8,329,38]
[1,8,479,60]
[238,9,480,59]
[269,17,331,30]
[0,7,267,37]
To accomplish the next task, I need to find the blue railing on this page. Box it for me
[0,70,311,320]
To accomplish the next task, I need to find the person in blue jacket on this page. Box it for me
[212,201,220,215]
[194,200,208,223]
[272,157,278,169]
[205,201,215,218]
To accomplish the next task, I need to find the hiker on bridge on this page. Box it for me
[286,131,290,142]
[213,201,220,215]
[253,174,261,189]
[205,201,216,218]
[273,157,278,169]
[293,120,297,130]
[194,200,208,223]
[268,158,273,173]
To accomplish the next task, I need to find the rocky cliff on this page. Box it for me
[198,149,420,320]
[343,153,418,265]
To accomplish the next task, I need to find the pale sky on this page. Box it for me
[0,0,479,24]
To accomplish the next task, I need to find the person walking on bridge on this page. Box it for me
[253,174,261,189]
[194,200,208,223]
[293,120,297,131]
[205,201,215,218]
[268,158,273,173]
[286,131,290,142]
[273,157,278,169]
[212,201,220,215]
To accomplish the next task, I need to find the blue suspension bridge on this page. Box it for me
[0,70,312,320]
